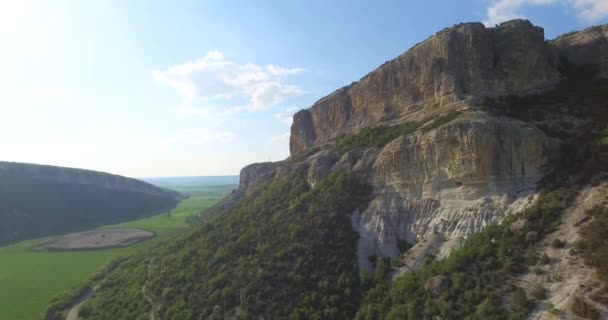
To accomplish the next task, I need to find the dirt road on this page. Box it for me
[142,259,160,320]
[66,288,94,320]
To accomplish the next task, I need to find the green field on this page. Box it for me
[0,180,235,320]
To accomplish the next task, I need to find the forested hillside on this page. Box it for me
[0,162,180,245]
[52,172,371,320]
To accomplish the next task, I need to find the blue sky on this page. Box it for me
[0,0,606,177]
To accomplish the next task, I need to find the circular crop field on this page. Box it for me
[35,228,155,251]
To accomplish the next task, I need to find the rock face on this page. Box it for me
[290,20,561,155]
[552,25,608,78]
[219,20,608,273]
[352,114,558,271]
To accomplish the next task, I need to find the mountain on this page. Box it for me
[47,20,608,320]
[0,161,181,245]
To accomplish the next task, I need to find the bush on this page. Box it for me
[551,238,565,248]
[547,302,560,315]
[396,239,412,254]
[574,240,589,251]
[511,288,530,312]
[540,253,551,264]
[577,205,608,284]
[570,296,600,319]
[530,285,547,301]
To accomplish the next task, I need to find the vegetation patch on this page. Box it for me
[332,110,461,154]
[576,205,608,284]
[571,296,601,319]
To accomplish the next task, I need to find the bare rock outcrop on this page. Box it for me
[350,114,559,270]
[290,20,561,155]
[238,162,280,196]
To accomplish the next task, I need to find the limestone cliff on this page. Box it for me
[219,20,607,274]
[290,20,561,155]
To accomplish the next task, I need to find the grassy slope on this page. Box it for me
[0,183,232,320]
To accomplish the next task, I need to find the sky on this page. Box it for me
[0,0,606,177]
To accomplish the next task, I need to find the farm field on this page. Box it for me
[0,177,237,320]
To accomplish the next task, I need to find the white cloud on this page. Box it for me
[484,0,558,26]
[570,0,608,21]
[271,132,290,142]
[266,64,305,76]
[153,51,305,110]
[274,106,299,125]
[484,0,608,26]
[251,83,303,109]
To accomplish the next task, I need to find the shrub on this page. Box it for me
[396,239,412,254]
[574,240,589,251]
[540,253,551,264]
[547,302,560,315]
[530,285,547,301]
[511,288,529,312]
[570,296,600,319]
[551,238,565,248]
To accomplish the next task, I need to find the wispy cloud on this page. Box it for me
[570,0,608,21]
[274,106,299,125]
[484,0,608,26]
[153,51,305,111]
[484,0,558,26]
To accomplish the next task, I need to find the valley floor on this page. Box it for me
[0,186,227,320]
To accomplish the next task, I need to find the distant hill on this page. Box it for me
[0,161,181,246]
[143,175,239,188]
